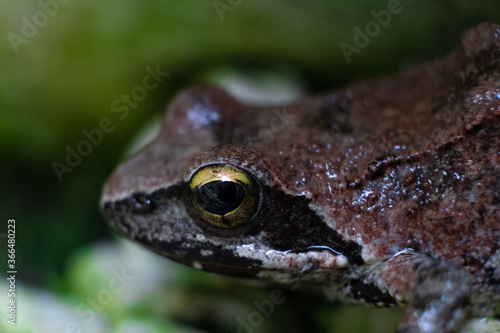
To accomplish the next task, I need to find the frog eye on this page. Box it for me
[188,164,260,229]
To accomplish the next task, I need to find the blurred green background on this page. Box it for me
[1,0,500,332]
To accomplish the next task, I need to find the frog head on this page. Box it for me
[101,86,360,281]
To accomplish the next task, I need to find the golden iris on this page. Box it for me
[189,164,259,228]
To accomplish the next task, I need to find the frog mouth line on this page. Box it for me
[148,246,268,279]
[284,245,343,256]
[144,241,351,279]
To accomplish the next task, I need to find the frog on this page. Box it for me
[101,23,500,333]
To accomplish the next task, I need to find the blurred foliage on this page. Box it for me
[1,0,499,331]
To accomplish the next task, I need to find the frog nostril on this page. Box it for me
[131,193,154,214]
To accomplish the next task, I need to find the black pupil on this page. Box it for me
[196,181,246,215]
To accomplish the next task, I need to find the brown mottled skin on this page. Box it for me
[102,23,500,333]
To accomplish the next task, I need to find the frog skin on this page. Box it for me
[101,23,500,333]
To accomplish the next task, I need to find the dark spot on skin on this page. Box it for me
[405,206,418,218]
[435,139,462,154]
[402,172,416,187]
[483,267,500,287]
[366,156,394,180]
[348,279,397,306]
[407,152,424,164]
[366,161,385,181]
[326,94,351,113]
[302,94,353,133]
[365,155,402,181]
[346,177,362,189]
[331,122,354,135]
